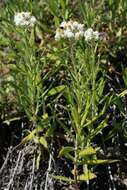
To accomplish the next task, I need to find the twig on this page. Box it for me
[108,165,116,190]
[44,139,54,190]
[17,150,25,174]
[6,150,22,190]
[0,146,12,175]
[29,155,35,190]
[24,178,28,190]
[44,152,54,190]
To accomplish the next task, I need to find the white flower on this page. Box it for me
[55,32,61,41]
[84,28,93,41]
[71,21,84,32]
[14,12,36,27]
[72,21,79,28]
[71,21,79,30]
[93,31,99,40]
[30,16,36,27]
[75,31,84,40]
[64,29,74,39]
[55,30,62,40]
[76,23,84,31]
[60,21,67,28]
[66,20,74,29]
[84,28,100,41]
[55,28,64,40]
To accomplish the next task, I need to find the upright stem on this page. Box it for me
[74,134,79,190]
[85,142,90,190]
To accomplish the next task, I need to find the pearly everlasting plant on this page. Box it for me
[14,12,36,27]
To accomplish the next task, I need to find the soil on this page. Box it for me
[0,119,127,190]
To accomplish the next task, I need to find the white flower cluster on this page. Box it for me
[14,12,36,27]
[84,28,99,41]
[55,20,100,41]
[55,20,84,41]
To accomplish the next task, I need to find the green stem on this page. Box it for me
[74,134,79,190]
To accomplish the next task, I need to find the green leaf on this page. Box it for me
[59,146,74,157]
[90,116,109,139]
[119,89,127,97]
[97,77,105,98]
[81,97,91,126]
[79,146,96,157]
[36,152,41,170]
[100,95,113,115]
[47,85,65,96]
[16,127,42,147]
[42,113,48,120]
[71,106,80,130]
[123,68,127,86]
[51,175,74,182]
[45,126,55,137]
[59,146,74,161]
[77,171,96,181]
[33,136,39,144]
[29,28,35,47]
[86,159,118,165]
[65,153,75,161]
[39,136,48,149]
[0,33,10,45]
[20,129,36,145]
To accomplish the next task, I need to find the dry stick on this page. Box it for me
[24,178,28,190]
[108,165,116,190]
[0,146,12,175]
[17,150,25,174]
[35,184,38,190]
[108,104,117,190]
[40,176,45,189]
[29,155,35,190]
[44,139,55,190]
[101,132,116,190]
[44,152,53,190]
[6,150,22,190]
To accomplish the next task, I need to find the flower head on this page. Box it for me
[64,29,74,38]
[93,31,99,40]
[55,28,64,40]
[75,31,84,40]
[55,20,101,42]
[84,28,93,41]
[84,28,100,41]
[60,21,67,29]
[14,12,36,27]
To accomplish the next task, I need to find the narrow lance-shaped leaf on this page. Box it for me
[81,96,91,126]
[59,146,74,161]
[77,170,96,181]
[90,115,109,139]
[86,159,119,165]
[59,146,74,157]
[51,175,74,183]
[79,146,96,158]
[36,152,41,170]
[47,85,65,96]
[39,136,48,149]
